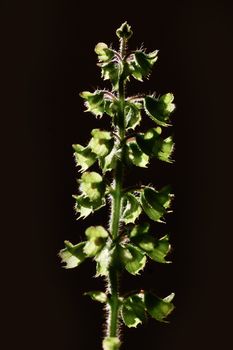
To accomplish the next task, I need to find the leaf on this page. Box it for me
[136,128,175,163]
[83,226,108,257]
[80,90,106,117]
[98,145,118,173]
[59,241,86,269]
[122,193,142,224]
[145,292,175,323]
[156,185,174,209]
[119,244,147,275]
[79,171,105,202]
[73,194,93,219]
[132,234,171,264]
[144,93,175,127]
[125,102,141,130]
[95,42,115,62]
[84,291,107,303]
[141,186,173,222]
[121,293,146,328]
[95,242,113,277]
[88,129,114,157]
[133,50,158,81]
[73,194,105,219]
[130,222,150,238]
[158,136,174,163]
[116,22,133,39]
[126,140,149,167]
[101,61,123,90]
[72,144,97,172]
[103,337,121,350]
[127,50,158,81]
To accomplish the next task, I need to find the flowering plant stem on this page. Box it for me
[59,22,176,350]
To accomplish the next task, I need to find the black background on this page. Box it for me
[2,0,233,349]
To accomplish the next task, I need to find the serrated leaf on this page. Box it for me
[122,193,142,224]
[157,136,175,163]
[128,50,158,81]
[141,186,173,222]
[73,194,105,219]
[73,194,93,219]
[125,102,141,130]
[79,171,105,202]
[72,144,97,172]
[80,90,106,117]
[88,129,114,157]
[84,290,107,303]
[126,140,149,167]
[136,128,174,163]
[145,292,175,323]
[121,294,146,328]
[84,226,108,257]
[119,244,147,275]
[103,337,121,350]
[134,50,158,80]
[59,241,86,269]
[144,93,175,127]
[132,234,171,264]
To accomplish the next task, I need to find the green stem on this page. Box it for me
[106,42,126,342]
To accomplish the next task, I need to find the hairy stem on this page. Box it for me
[107,41,127,342]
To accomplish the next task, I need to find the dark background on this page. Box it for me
[2,0,233,349]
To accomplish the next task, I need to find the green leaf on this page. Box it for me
[126,140,149,167]
[125,102,142,130]
[104,100,120,118]
[136,128,175,163]
[59,241,86,269]
[83,226,108,257]
[121,293,146,328]
[132,234,171,264]
[130,222,150,238]
[72,144,97,172]
[85,225,108,239]
[80,90,106,117]
[130,50,158,81]
[141,186,173,222]
[119,244,147,275]
[95,42,115,62]
[88,129,114,157]
[73,194,93,219]
[98,145,118,173]
[156,185,174,209]
[122,193,142,224]
[158,136,175,163]
[103,337,121,350]
[79,171,105,202]
[136,127,162,155]
[145,292,175,323]
[84,290,107,303]
[101,61,123,90]
[95,242,113,277]
[116,22,133,39]
[73,194,105,219]
[144,93,175,127]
